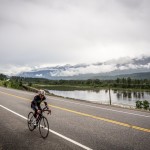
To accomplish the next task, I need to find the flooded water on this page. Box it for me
[48,89,150,107]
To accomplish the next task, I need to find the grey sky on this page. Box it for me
[0,0,150,75]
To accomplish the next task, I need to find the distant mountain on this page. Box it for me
[18,56,150,80]
[117,72,150,80]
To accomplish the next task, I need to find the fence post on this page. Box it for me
[109,86,111,105]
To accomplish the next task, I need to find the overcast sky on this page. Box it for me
[0,0,150,75]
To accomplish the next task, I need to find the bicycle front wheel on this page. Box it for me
[39,116,49,138]
[27,112,35,131]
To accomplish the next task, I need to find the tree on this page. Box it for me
[86,79,93,85]
[116,78,120,84]
[0,74,7,80]
[94,79,100,85]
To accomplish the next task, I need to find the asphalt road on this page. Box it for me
[0,87,150,150]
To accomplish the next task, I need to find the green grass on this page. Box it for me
[32,83,150,92]
[32,84,107,91]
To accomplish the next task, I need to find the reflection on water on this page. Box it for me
[48,89,150,107]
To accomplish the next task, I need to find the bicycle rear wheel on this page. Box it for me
[39,116,49,138]
[27,112,35,131]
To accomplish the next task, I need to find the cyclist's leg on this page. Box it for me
[36,105,42,116]
[38,105,42,112]
[31,103,38,118]
[31,104,39,126]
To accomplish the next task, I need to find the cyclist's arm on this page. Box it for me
[43,98,51,114]
[44,101,48,107]
[43,97,49,108]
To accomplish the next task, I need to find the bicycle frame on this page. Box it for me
[27,106,51,138]
[36,106,51,125]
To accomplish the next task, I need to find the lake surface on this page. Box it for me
[48,89,150,107]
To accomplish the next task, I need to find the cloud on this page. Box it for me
[57,64,150,77]
[0,0,150,72]
[35,74,43,77]
[53,56,150,76]
[0,64,32,76]
[57,64,117,76]
[1,56,150,76]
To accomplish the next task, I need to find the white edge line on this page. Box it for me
[0,104,93,150]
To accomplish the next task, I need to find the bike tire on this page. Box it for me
[27,112,36,131]
[39,116,49,138]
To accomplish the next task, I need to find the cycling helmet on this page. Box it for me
[38,89,45,96]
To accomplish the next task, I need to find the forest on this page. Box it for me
[1,74,150,90]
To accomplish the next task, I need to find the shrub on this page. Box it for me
[28,82,32,86]
[143,100,149,110]
[136,100,143,109]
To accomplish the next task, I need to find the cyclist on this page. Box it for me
[31,89,50,122]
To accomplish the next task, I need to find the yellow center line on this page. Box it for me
[0,90,150,133]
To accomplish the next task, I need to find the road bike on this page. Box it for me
[27,106,51,138]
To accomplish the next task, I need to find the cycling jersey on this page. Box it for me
[31,95,46,110]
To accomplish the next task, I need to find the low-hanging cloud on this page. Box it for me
[55,63,150,77]
[1,56,150,76]
[56,64,118,76]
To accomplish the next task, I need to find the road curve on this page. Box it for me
[0,87,150,150]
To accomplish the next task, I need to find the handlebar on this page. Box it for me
[42,106,51,115]
[42,106,48,110]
